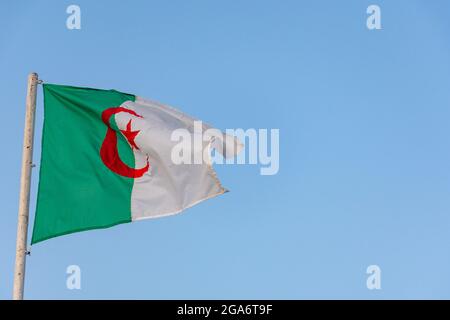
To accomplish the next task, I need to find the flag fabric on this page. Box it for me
[31,84,240,244]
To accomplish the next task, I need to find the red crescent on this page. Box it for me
[100,107,149,178]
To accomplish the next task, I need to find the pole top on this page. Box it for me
[28,73,38,80]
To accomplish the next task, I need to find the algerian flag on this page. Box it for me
[31,84,241,244]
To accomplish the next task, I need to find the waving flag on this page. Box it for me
[31,84,240,244]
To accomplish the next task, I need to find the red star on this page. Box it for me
[120,119,140,150]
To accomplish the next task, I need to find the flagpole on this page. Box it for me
[13,72,39,300]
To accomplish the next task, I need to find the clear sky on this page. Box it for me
[1,0,450,299]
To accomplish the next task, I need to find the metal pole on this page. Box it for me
[13,72,38,300]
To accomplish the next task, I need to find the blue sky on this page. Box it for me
[1,0,450,299]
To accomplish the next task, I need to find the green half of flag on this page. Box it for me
[32,84,136,244]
